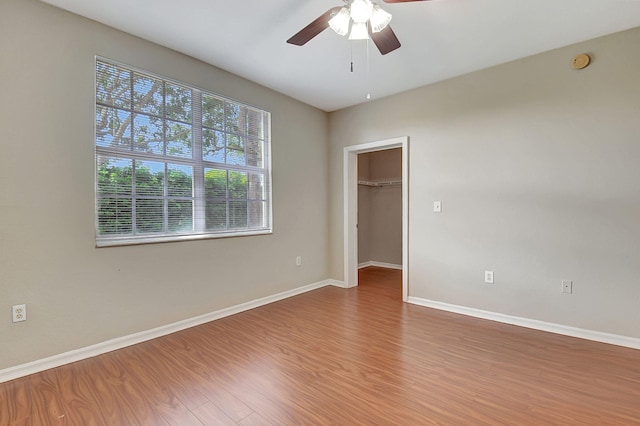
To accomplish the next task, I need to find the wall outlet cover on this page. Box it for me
[12,304,26,323]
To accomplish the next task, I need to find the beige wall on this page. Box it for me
[0,0,329,370]
[330,27,640,338]
[358,149,402,265]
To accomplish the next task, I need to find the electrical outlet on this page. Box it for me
[12,304,26,323]
[296,256,302,266]
[562,280,572,294]
[484,271,494,284]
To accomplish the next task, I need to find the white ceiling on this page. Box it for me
[41,0,640,112]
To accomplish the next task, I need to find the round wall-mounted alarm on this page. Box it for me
[572,54,591,70]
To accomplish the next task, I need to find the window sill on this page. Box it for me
[96,228,273,248]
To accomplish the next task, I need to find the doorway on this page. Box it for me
[357,148,403,270]
[343,136,409,301]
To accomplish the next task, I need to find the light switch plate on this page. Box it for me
[484,271,494,284]
[434,201,442,213]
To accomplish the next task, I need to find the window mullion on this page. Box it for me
[164,162,169,233]
[162,83,169,233]
[192,90,205,233]
[132,159,138,235]
[226,171,230,230]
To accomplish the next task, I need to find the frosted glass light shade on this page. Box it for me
[349,22,370,40]
[329,7,350,36]
[370,5,392,32]
[350,0,373,23]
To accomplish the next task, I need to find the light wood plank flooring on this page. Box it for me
[2,267,640,424]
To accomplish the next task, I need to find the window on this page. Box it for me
[95,58,272,246]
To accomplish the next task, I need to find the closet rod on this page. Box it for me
[358,180,402,187]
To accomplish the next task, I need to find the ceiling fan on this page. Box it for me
[287,0,428,55]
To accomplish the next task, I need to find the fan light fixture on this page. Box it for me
[328,0,392,40]
[349,22,370,40]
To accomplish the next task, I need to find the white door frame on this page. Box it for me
[343,136,409,301]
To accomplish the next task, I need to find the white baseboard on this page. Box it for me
[328,279,347,288]
[408,297,640,350]
[358,261,403,270]
[0,279,334,384]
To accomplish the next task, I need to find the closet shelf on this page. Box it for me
[358,180,402,187]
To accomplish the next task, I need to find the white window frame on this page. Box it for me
[95,57,272,247]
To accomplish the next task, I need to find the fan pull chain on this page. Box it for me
[366,38,371,100]
[350,40,354,72]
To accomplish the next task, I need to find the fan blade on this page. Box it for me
[383,0,430,3]
[369,24,401,55]
[287,7,342,46]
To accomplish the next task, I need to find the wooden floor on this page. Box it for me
[2,267,640,425]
